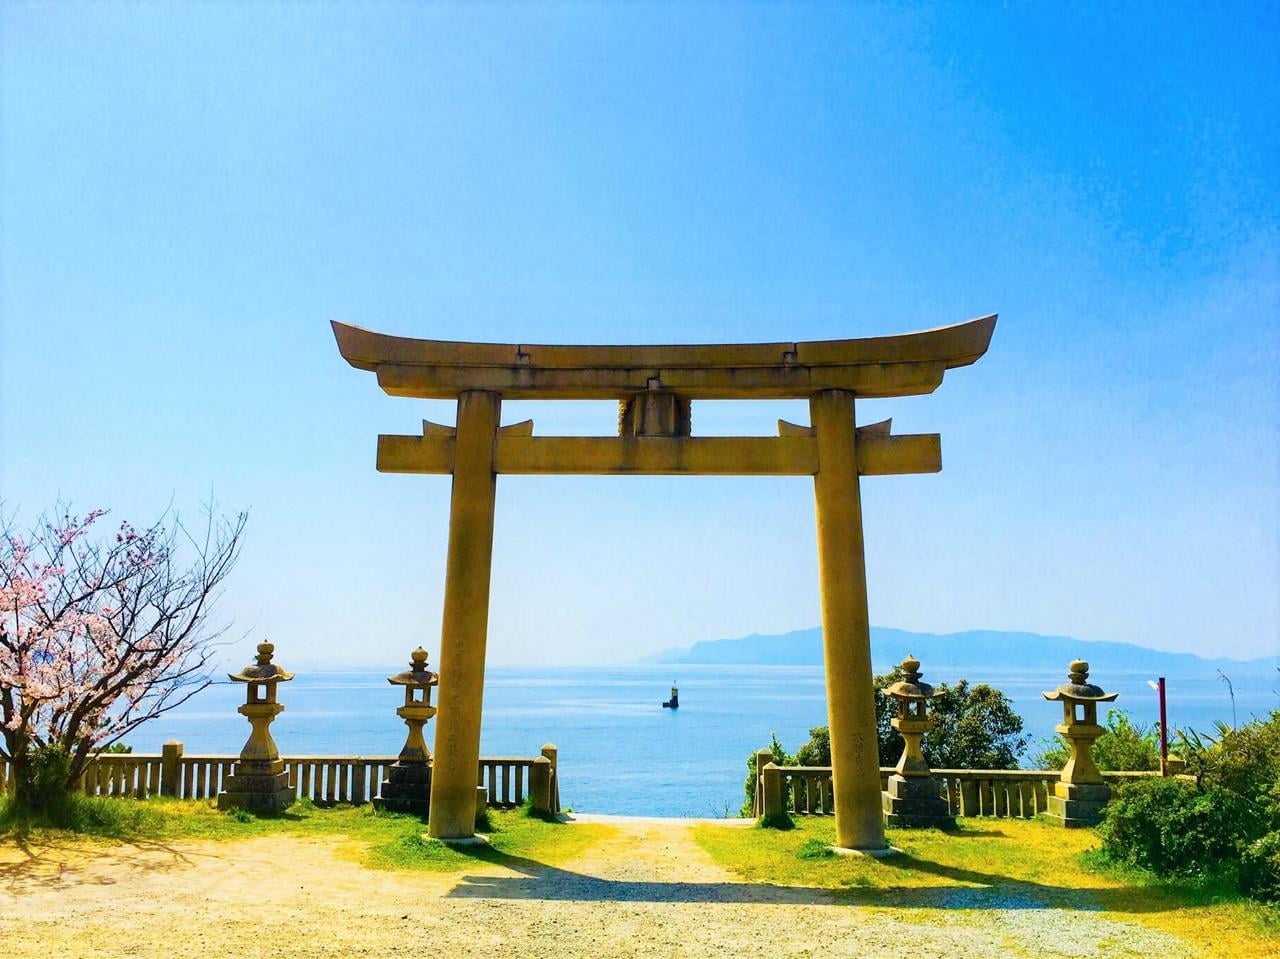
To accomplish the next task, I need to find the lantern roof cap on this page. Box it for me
[884,654,935,700]
[1043,659,1118,703]
[388,647,438,687]
[228,641,294,684]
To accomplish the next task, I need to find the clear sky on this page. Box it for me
[1,3,1276,667]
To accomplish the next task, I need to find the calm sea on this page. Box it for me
[127,663,1278,816]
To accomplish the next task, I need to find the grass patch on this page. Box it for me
[0,794,609,873]
[693,816,1278,958]
[0,793,173,839]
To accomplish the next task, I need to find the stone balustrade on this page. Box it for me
[756,762,1162,821]
[0,742,560,814]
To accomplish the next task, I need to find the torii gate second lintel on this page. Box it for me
[332,314,997,850]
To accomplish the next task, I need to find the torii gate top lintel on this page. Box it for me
[331,314,996,400]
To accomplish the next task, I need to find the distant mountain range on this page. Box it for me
[645,626,1276,674]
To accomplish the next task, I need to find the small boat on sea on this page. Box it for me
[662,684,679,709]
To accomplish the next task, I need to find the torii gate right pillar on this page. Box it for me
[811,389,886,852]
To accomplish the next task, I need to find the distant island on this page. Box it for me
[645,626,1275,674]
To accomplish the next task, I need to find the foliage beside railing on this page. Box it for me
[755,761,1163,820]
[0,744,560,812]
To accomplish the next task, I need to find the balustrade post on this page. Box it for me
[161,740,184,797]
[529,757,553,815]
[761,762,786,823]
[541,743,560,813]
[959,778,978,817]
[753,749,774,817]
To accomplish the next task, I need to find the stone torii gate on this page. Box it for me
[333,314,996,851]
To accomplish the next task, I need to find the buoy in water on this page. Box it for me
[662,684,679,709]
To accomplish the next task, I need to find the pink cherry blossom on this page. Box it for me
[1,504,246,797]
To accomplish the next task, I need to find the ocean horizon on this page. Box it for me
[123,663,1277,817]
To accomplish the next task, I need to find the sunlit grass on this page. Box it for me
[0,794,611,872]
[693,816,1278,958]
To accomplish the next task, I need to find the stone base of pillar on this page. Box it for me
[373,761,431,816]
[1045,781,1111,828]
[881,774,956,829]
[217,758,294,813]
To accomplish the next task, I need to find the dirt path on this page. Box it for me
[0,817,1210,959]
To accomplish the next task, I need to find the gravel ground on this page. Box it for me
[0,817,1211,958]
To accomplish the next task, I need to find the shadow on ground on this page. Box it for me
[0,836,201,894]
[441,843,1183,916]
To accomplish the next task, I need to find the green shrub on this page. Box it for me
[792,727,829,767]
[740,732,788,816]
[1098,777,1257,880]
[1240,831,1280,902]
[9,744,74,819]
[915,679,1027,769]
[796,837,834,859]
[742,671,1027,816]
[519,796,557,823]
[1189,712,1280,828]
[1035,710,1160,771]
[0,790,165,837]
[874,668,1027,769]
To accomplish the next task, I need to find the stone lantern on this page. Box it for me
[1043,659,1118,827]
[373,647,438,816]
[217,641,295,812]
[881,655,955,829]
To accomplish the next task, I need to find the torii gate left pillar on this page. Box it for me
[430,390,501,838]
[332,314,996,849]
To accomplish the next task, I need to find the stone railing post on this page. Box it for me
[161,740,184,797]
[753,749,774,817]
[541,743,559,812]
[474,784,489,826]
[529,756,553,815]
[761,762,786,821]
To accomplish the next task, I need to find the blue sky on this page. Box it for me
[1,3,1276,666]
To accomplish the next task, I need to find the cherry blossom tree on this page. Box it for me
[0,505,246,808]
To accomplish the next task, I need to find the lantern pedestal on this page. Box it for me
[218,757,294,812]
[1046,781,1111,828]
[881,773,954,829]
[375,762,433,816]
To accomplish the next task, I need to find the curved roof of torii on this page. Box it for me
[331,314,996,400]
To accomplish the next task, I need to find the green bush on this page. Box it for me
[915,679,1027,769]
[765,670,1027,773]
[792,727,829,767]
[1240,831,1280,902]
[1035,709,1160,771]
[10,744,74,819]
[1187,711,1280,828]
[0,790,165,837]
[740,732,788,816]
[742,670,1027,815]
[1097,777,1256,880]
[796,837,834,859]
